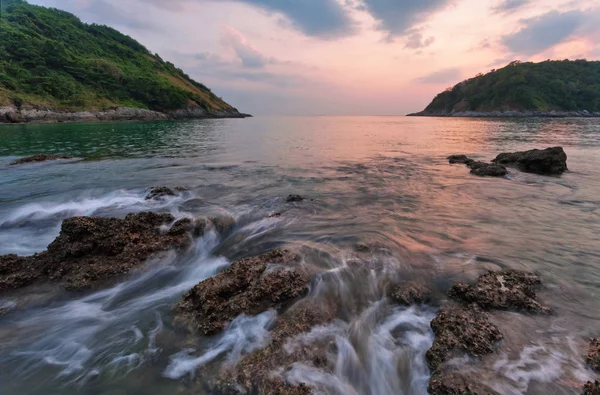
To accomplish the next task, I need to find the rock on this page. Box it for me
[268,212,283,218]
[10,154,73,165]
[145,186,176,200]
[390,282,431,306]
[447,155,474,164]
[286,195,304,203]
[587,338,600,371]
[469,163,508,177]
[428,372,500,395]
[584,381,600,395]
[426,305,503,371]
[209,215,236,234]
[0,212,203,291]
[448,270,550,313]
[493,147,568,175]
[174,249,309,335]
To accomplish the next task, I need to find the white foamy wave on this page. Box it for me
[163,310,277,379]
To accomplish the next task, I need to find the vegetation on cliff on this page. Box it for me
[0,0,236,113]
[417,60,600,114]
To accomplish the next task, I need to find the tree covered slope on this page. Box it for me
[413,60,600,115]
[0,0,239,115]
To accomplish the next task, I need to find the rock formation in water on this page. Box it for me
[447,155,507,177]
[174,249,310,335]
[426,305,503,371]
[584,381,600,395]
[390,281,432,306]
[286,195,305,203]
[588,338,600,370]
[448,270,550,313]
[493,147,568,175]
[145,186,177,200]
[10,154,73,165]
[428,372,500,395]
[0,212,231,290]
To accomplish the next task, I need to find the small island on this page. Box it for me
[409,60,600,117]
[0,0,249,124]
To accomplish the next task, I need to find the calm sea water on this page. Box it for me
[0,116,599,394]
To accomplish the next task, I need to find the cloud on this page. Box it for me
[358,0,452,38]
[502,10,585,55]
[221,27,271,68]
[404,30,435,49]
[77,0,158,31]
[414,68,461,84]
[492,0,530,14]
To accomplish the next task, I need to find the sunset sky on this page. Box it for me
[31,0,600,115]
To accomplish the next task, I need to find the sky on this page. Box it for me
[30,0,600,115]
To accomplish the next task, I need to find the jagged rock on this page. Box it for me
[493,147,568,175]
[174,249,309,335]
[447,155,474,164]
[470,163,508,177]
[286,195,304,203]
[588,338,600,371]
[390,282,431,306]
[426,305,503,371]
[428,373,499,395]
[146,186,176,200]
[448,270,550,313]
[584,381,600,395]
[10,154,73,165]
[0,212,206,290]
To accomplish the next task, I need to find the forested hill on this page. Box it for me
[410,60,600,116]
[0,0,241,116]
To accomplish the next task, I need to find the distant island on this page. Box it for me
[0,0,248,124]
[409,60,600,117]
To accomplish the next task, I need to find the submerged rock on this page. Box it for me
[0,212,206,291]
[286,195,305,203]
[146,186,177,200]
[10,154,73,165]
[493,146,568,175]
[588,338,600,371]
[447,154,474,164]
[448,270,550,313]
[390,282,432,306]
[584,381,600,395]
[174,249,309,335]
[469,163,508,177]
[428,372,500,395]
[426,305,503,371]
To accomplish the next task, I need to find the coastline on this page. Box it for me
[407,110,600,118]
[0,105,251,125]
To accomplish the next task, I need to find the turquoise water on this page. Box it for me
[0,117,599,394]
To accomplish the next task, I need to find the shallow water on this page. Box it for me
[0,116,599,394]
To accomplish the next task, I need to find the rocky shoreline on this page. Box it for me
[408,110,600,118]
[0,105,251,124]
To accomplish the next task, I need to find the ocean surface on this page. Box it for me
[0,116,599,395]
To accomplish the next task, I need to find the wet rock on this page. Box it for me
[209,215,236,234]
[447,154,474,164]
[0,212,202,291]
[390,282,431,306]
[145,186,176,200]
[584,381,600,395]
[493,147,568,175]
[10,154,73,165]
[587,338,600,371]
[428,372,500,395]
[286,195,304,203]
[174,249,309,335]
[448,270,550,313]
[426,305,503,371]
[268,212,283,218]
[469,163,508,177]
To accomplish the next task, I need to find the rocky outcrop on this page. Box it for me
[409,110,600,118]
[428,372,500,395]
[286,195,305,203]
[588,338,600,370]
[426,305,503,371]
[447,155,473,164]
[10,154,73,165]
[390,282,432,306]
[584,381,600,395]
[0,213,225,290]
[146,186,177,200]
[174,249,310,335]
[493,147,568,175]
[447,155,507,177]
[448,270,550,313]
[0,105,250,124]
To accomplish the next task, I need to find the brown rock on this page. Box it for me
[448,270,550,313]
[10,154,73,165]
[0,212,204,291]
[286,195,304,203]
[469,163,508,177]
[584,381,600,395]
[493,147,568,175]
[174,249,309,335]
[447,155,474,164]
[390,282,431,306]
[426,305,503,371]
[146,186,176,200]
[588,338,600,371]
[428,372,499,395]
